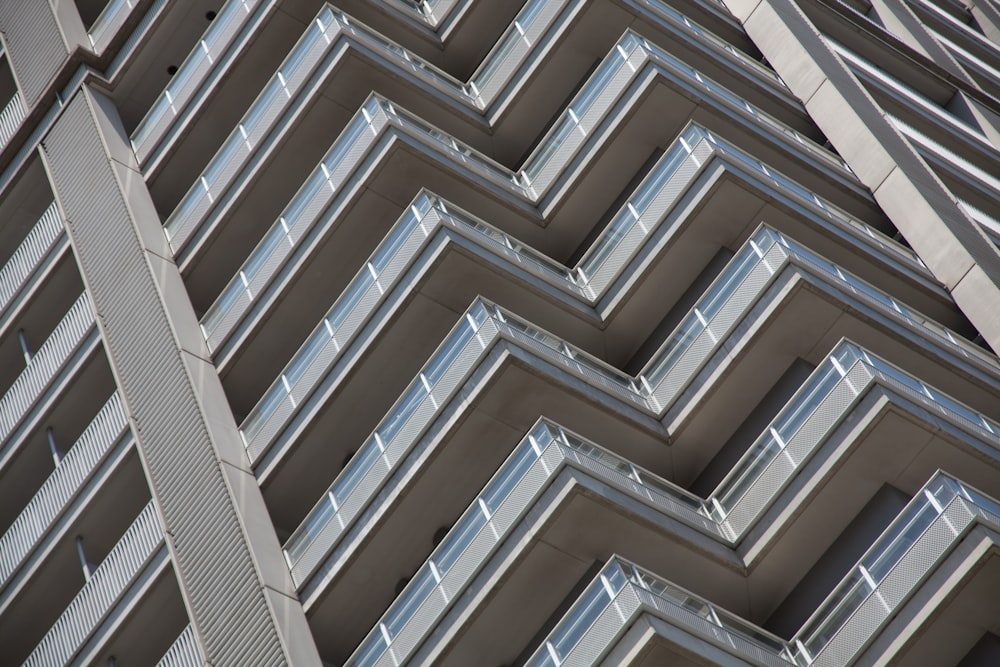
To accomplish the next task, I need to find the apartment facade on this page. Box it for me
[1,0,1000,664]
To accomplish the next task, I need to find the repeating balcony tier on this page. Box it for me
[22,501,166,667]
[0,393,129,589]
[134,0,791,180]
[240,209,993,507]
[331,375,1000,665]
[161,24,861,275]
[284,296,1000,661]
[199,112,929,386]
[522,469,1000,667]
[0,294,99,452]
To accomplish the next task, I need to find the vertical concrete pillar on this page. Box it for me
[40,85,321,666]
[722,0,1000,353]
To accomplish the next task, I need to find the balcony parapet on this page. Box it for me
[200,102,910,360]
[282,279,1000,589]
[133,0,786,171]
[523,467,1000,667]
[345,413,1000,665]
[155,625,203,667]
[0,202,65,329]
[238,207,984,472]
[162,21,844,258]
[88,0,143,54]
[0,294,97,449]
[0,393,129,589]
[22,501,165,667]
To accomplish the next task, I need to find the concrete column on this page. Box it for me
[40,85,321,666]
[722,0,1000,354]
[0,0,87,109]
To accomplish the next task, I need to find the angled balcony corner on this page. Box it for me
[522,468,1000,667]
[2,0,998,661]
[282,289,1000,661]
[346,400,1000,666]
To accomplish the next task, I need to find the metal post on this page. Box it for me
[47,427,62,466]
[75,536,94,581]
[18,328,32,365]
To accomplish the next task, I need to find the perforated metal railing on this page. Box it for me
[0,394,129,587]
[282,296,1000,592]
[202,97,917,360]
[709,342,1000,539]
[88,0,141,51]
[524,557,795,667]
[131,0,264,164]
[280,299,644,581]
[163,16,835,255]
[23,502,164,667]
[791,473,1000,666]
[155,625,203,667]
[343,361,1000,667]
[0,88,25,153]
[240,206,975,461]
[238,199,979,473]
[132,0,773,168]
[345,420,720,667]
[0,294,97,448]
[0,202,65,323]
[520,472,1000,667]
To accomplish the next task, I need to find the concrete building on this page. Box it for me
[0,0,999,664]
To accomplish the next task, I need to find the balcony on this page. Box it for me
[282,300,1000,661]
[135,0,781,185]
[158,19,849,292]
[522,556,794,667]
[0,294,99,452]
[87,0,143,54]
[521,470,1000,666]
[0,202,67,336]
[0,50,26,155]
[155,626,202,667]
[21,501,166,667]
[325,338,1000,664]
[239,202,989,492]
[0,394,129,589]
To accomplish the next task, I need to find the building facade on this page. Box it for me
[1,0,1000,664]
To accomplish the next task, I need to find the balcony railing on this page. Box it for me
[346,377,1000,665]
[155,625,203,667]
[131,0,264,164]
[201,89,912,361]
[790,472,1000,665]
[88,0,142,52]
[238,189,960,470]
[282,280,1000,588]
[0,88,26,153]
[710,340,999,537]
[23,501,164,667]
[0,294,97,448]
[526,557,795,667]
[133,0,775,169]
[0,393,129,587]
[0,202,65,324]
[345,420,723,667]
[164,16,837,257]
[281,299,643,581]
